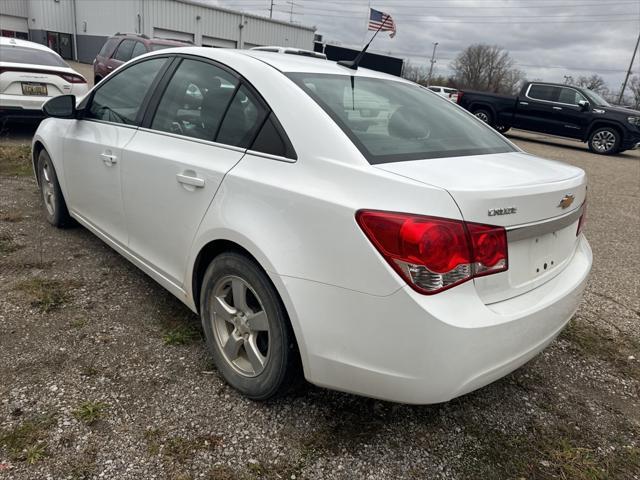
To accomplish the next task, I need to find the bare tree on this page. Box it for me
[402,60,426,84]
[573,74,607,93]
[451,44,523,93]
[629,76,640,109]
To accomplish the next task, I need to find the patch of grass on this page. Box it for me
[0,233,23,255]
[70,317,88,329]
[144,429,222,464]
[73,401,108,425]
[0,415,55,463]
[207,465,240,480]
[0,145,32,176]
[561,318,640,379]
[15,277,78,312]
[163,324,200,345]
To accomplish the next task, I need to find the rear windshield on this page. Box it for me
[0,45,68,67]
[287,73,515,164]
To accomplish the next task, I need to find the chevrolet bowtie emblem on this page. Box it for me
[558,194,575,209]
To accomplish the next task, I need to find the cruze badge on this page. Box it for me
[488,207,517,216]
[558,194,575,209]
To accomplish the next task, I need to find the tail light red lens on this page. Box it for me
[0,67,86,84]
[59,73,87,84]
[576,201,587,236]
[356,210,508,294]
[456,91,464,104]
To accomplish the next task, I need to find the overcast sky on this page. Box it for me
[210,0,639,94]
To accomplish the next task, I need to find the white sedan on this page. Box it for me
[32,47,591,404]
[0,37,88,120]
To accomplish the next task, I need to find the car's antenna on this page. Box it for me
[337,21,385,70]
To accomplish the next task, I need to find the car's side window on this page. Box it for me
[113,39,135,62]
[98,38,119,58]
[86,57,168,125]
[558,87,587,106]
[250,113,294,159]
[131,41,147,59]
[528,84,560,103]
[151,59,239,141]
[216,85,267,148]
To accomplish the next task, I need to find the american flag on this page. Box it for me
[368,8,396,38]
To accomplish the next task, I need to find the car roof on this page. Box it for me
[0,36,58,54]
[147,46,407,82]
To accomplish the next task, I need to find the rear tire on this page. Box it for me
[473,108,492,125]
[588,127,621,155]
[37,150,73,227]
[199,252,300,400]
[494,125,511,134]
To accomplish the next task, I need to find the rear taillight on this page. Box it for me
[59,73,87,84]
[576,201,587,236]
[456,91,463,104]
[356,210,508,294]
[0,67,86,84]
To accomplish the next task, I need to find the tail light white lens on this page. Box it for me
[356,210,508,294]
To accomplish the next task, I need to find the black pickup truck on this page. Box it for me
[457,81,640,155]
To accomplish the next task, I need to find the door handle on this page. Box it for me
[176,172,205,188]
[519,101,529,106]
[107,65,113,70]
[100,152,117,166]
[553,106,563,110]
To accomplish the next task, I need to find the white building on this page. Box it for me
[0,0,315,62]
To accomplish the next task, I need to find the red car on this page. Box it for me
[93,33,187,84]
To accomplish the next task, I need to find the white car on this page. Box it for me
[0,37,88,120]
[428,85,459,102]
[32,48,591,404]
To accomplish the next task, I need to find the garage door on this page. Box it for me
[153,28,194,43]
[0,14,28,37]
[202,35,236,48]
[243,42,262,50]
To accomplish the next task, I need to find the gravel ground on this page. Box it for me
[0,132,639,480]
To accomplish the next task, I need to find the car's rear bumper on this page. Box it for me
[281,235,592,404]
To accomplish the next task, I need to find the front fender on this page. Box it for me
[32,118,72,193]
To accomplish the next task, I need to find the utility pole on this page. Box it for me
[426,42,439,86]
[618,30,640,104]
[286,1,300,23]
[269,0,274,19]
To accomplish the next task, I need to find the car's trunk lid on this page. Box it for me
[376,151,587,303]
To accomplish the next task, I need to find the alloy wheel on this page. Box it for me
[591,130,616,153]
[40,158,56,216]
[209,275,270,377]
[475,111,490,123]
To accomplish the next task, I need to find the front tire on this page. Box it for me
[588,127,621,155]
[200,252,299,400]
[37,150,73,227]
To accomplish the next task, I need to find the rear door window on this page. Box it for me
[150,59,238,140]
[87,57,168,125]
[216,85,267,148]
[527,84,561,102]
[112,39,135,62]
[131,41,147,59]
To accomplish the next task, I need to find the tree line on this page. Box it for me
[402,43,640,109]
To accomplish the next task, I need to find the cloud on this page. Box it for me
[216,0,639,93]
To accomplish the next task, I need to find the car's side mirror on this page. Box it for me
[43,94,77,119]
[578,100,590,112]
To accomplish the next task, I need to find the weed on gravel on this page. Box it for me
[73,401,108,425]
[163,324,201,345]
[0,232,23,255]
[14,277,79,312]
[0,144,32,176]
[0,415,55,463]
